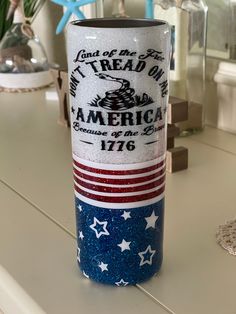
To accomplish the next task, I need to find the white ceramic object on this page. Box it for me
[214,61,236,133]
[0,71,53,90]
[67,18,170,286]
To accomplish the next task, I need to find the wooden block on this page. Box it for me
[167,124,180,138]
[50,69,70,127]
[177,102,203,132]
[167,137,175,149]
[166,146,188,173]
[168,96,188,124]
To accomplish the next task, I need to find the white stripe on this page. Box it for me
[75,190,165,209]
[73,162,165,179]
[74,180,165,197]
[74,172,166,187]
[73,153,166,171]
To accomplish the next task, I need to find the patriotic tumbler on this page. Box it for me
[67,18,170,286]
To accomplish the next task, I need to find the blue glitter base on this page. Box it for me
[75,198,164,286]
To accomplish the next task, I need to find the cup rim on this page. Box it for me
[70,18,168,29]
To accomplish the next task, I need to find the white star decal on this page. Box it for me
[78,204,83,212]
[117,239,131,252]
[83,271,89,279]
[115,279,129,286]
[138,245,156,266]
[89,217,110,238]
[77,247,80,263]
[98,262,108,272]
[79,231,84,240]
[121,211,131,220]
[145,211,159,230]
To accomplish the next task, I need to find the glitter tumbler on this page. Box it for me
[67,18,170,286]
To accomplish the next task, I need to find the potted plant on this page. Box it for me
[0,0,52,91]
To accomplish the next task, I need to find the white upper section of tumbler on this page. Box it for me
[67,19,170,164]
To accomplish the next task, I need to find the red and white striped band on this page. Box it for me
[73,153,166,209]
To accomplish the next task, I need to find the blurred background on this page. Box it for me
[1,0,236,130]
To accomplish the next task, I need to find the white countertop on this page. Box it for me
[0,90,236,314]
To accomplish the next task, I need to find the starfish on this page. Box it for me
[51,0,97,34]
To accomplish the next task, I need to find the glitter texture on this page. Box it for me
[67,20,170,164]
[76,197,164,285]
[67,19,170,285]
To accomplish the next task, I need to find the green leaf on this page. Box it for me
[0,0,46,41]
[24,0,46,20]
[0,0,13,41]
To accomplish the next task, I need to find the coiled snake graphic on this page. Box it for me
[89,73,153,111]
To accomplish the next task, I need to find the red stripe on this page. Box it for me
[74,185,165,203]
[74,175,165,193]
[73,167,165,185]
[73,159,165,175]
